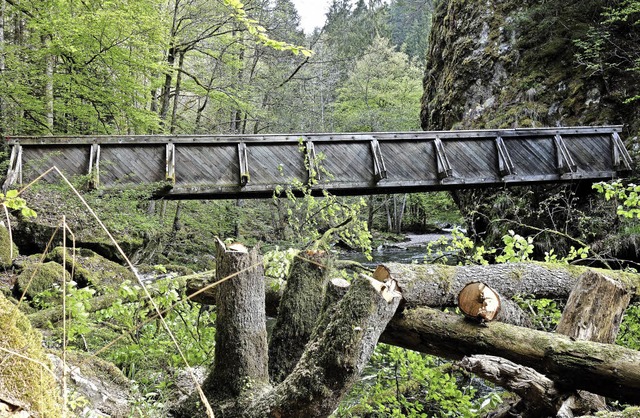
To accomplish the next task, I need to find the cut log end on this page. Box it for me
[458,282,501,322]
[359,272,402,303]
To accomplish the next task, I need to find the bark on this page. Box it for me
[169,50,184,133]
[459,355,562,417]
[43,34,54,132]
[177,247,402,418]
[268,250,330,384]
[383,262,640,308]
[381,306,640,405]
[557,270,631,343]
[555,270,631,415]
[201,239,269,403]
[245,275,401,418]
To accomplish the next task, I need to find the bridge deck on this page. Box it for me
[2,126,632,199]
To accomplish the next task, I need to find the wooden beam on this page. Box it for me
[434,137,453,179]
[88,143,100,189]
[554,134,577,174]
[5,126,625,146]
[166,143,176,184]
[496,136,515,176]
[2,144,22,192]
[305,141,320,182]
[370,139,387,182]
[238,142,250,186]
[612,132,633,172]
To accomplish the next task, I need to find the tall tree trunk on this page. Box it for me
[0,0,5,135]
[170,50,184,133]
[159,46,175,127]
[42,34,54,133]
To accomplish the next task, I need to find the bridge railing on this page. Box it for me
[2,126,632,199]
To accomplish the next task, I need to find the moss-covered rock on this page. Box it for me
[422,0,639,132]
[47,246,135,290]
[14,259,65,302]
[0,224,16,268]
[0,293,62,417]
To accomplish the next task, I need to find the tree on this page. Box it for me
[332,36,422,132]
[1,0,166,134]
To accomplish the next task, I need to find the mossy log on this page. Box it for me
[459,355,562,417]
[188,261,640,315]
[459,271,631,416]
[381,306,640,405]
[383,262,640,308]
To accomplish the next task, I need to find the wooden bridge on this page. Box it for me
[2,126,632,199]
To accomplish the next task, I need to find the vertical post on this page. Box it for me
[165,143,176,184]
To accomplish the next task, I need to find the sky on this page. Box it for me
[291,0,332,33]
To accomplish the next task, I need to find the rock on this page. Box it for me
[48,353,132,418]
[46,247,136,290]
[0,222,17,268]
[14,259,65,302]
[0,292,62,417]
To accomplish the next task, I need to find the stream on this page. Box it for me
[342,232,454,266]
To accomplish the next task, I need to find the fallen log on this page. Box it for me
[380,306,640,405]
[384,262,640,308]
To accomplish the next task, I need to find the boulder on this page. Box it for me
[0,292,62,417]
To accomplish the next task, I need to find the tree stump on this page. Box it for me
[555,270,631,416]
[202,239,269,403]
[268,250,330,384]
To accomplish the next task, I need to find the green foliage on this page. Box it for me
[90,279,216,388]
[221,0,312,56]
[617,304,640,350]
[264,247,298,290]
[425,228,494,266]
[593,181,640,219]
[273,146,372,257]
[336,344,501,417]
[495,230,534,263]
[513,295,563,332]
[0,190,37,218]
[332,36,422,132]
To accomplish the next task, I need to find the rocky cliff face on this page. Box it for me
[421,0,640,134]
[420,0,639,257]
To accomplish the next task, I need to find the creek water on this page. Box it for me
[341,232,454,266]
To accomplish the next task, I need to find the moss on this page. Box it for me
[0,293,62,417]
[47,246,135,290]
[14,260,65,302]
[0,224,17,267]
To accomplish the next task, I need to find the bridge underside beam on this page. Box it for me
[2,126,632,199]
